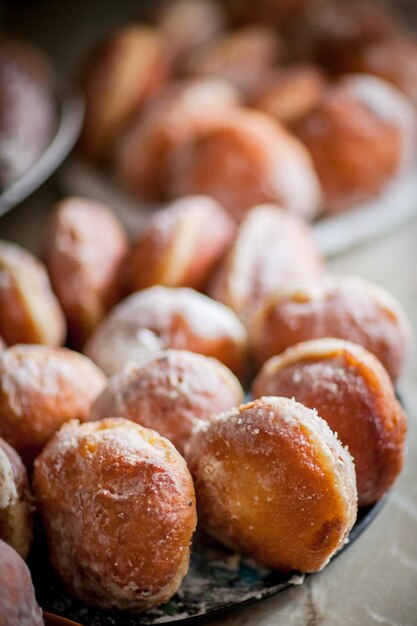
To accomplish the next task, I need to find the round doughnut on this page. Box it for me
[0,539,43,626]
[0,438,33,559]
[33,418,197,612]
[250,275,410,381]
[183,26,280,97]
[294,74,417,214]
[126,196,235,293]
[347,36,417,108]
[91,350,244,454]
[209,204,324,322]
[80,25,169,161]
[291,0,402,73]
[186,396,357,572]
[0,240,66,347]
[251,64,327,127]
[169,108,322,222]
[253,338,407,506]
[115,79,240,201]
[0,344,106,465]
[43,196,128,348]
[84,286,248,379]
[155,0,224,65]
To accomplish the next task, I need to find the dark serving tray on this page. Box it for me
[31,497,386,626]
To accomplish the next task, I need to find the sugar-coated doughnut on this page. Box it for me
[0,539,43,626]
[127,196,235,293]
[33,418,197,612]
[0,240,66,347]
[186,396,357,572]
[183,26,280,97]
[156,0,224,65]
[84,286,248,379]
[43,196,128,348]
[347,36,417,108]
[209,204,324,322]
[291,0,402,73]
[0,437,33,559]
[251,64,327,126]
[250,276,410,381]
[0,344,106,465]
[294,74,417,214]
[116,79,240,201]
[169,108,322,222]
[91,350,244,454]
[81,25,169,161]
[253,338,407,506]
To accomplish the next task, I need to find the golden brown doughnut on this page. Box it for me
[169,108,322,222]
[80,25,169,161]
[115,79,240,201]
[294,74,417,214]
[183,26,281,97]
[0,240,66,347]
[33,418,197,612]
[291,0,403,73]
[0,539,43,626]
[186,396,357,572]
[43,196,128,348]
[91,350,244,454]
[250,64,327,127]
[0,344,106,465]
[347,36,417,108]
[156,0,224,65]
[0,438,33,559]
[84,286,248,379]
[209,204,324,322]
[253,338,407,506]
[126,196,235,293]
[250,275,410,382]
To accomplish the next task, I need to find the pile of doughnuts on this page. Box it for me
[78,0,417,217]
[0,0,414,620]
[0,182,410,617]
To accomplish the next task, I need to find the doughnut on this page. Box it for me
[155,0,224,65]
[250,275,410,381]
[126,196,235,293]
[253,338,407,506]
[0,240,66,347]
[0,539,43,626]
[91,350,244,454]
[0,344,106,465]
[169,108,322,222]
[186,396,357,572]
[347,36,417,108]
[0,40,54,188]
[251,64,327,127]
[183,26,281,97]
[33,418,197,612]
[291,0,402,73]
[0,438,33,559]
[43,196,128,348]
[84,286,248,379]
[80,25,169,161]
[209,204,324,322]
[115,79,240,201]
[294,74,417,214]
